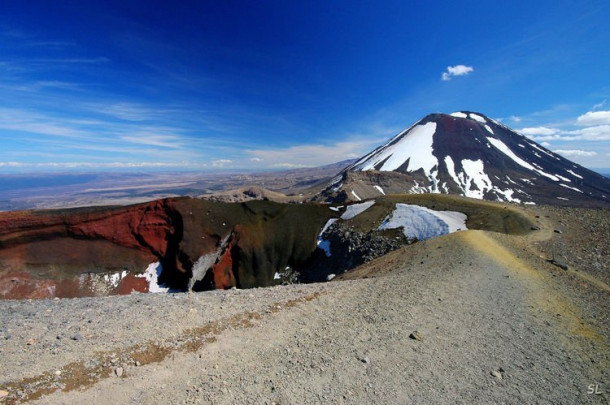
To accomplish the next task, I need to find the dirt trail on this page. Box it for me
[0,228,601,404]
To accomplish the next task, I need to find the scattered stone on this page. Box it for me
[55,370,62,376]
[326,274,336,281]
[409,331,423,341]
[491,370,503,380]
[554,229,562,234]
[115,366,124,377]
[549,258,569,270]
[0,390,9,398]
[361,356,370,364]
[530,226,540,231]
[491,367,505,380]
[26,338,35,345]
[135,361,141,367]
[71,333,83,341]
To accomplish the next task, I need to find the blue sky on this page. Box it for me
[1,0,609,173]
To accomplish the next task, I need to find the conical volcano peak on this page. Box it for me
[321,111,610,207]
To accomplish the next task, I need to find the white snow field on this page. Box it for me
[341,200,376,220]
[379,203,467,240]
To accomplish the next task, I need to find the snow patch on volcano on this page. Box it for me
[487,137,560,181]
[355,122,438,174]
[341,201,375,220]
[378,204,467,240]
[469,113,486,123]
[566,169,583,179]
[374,185,386,195]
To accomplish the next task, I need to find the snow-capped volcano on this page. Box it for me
[320,112,610,206]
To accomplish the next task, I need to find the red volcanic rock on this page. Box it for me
[116,273,149,295]
[0,199,176,257]
[212,231,240,289]
[0,273,57,300]
[68,199,176,257]
[0,200,178,299]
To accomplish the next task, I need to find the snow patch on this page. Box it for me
[351,190,362,201]
[329,206,340,212]
[103,271,128,288]
[529,142,557,159]
[459,159,493,199]
[373,185,386,195]
[355,122,438,175]
[378,204,467,240]
[556,174,571,182]
[469,113,486,123]
[566,169,583,179]
[494,188,521,203]
[331,183,343,193]
[487,137,560,181]
[317,219,338,257]
[274,272,281,280]
[137,262,170,293]
[450,112,468,118]
[341,201,376,220]
[560,184,583,193]
[484,124,494,134]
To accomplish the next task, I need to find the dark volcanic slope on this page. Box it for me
[321,112,610,206]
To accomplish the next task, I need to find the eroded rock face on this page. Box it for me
[0,200,179,299]
[0,198,333,299]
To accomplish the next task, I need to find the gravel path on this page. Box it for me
[1,224,606,404]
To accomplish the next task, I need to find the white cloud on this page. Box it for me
[554,149,597,157]
[565,125,610,140]
[527,126,610,142]
[510,116,521,123]
[250,157,263,163]
[247,139,380,168]
[272,163,307,168]
[212,159,232,167]
[0,161,204,169]
[441,65,474,81]
[121,134,183,148]
[540,141,551,147]
[576,110,610,126]
[518,126,557,136]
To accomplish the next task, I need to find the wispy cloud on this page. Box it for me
[554,149,597,157]
[212,159,233,168]
[0,161,208,169]
[121,133,184,148]
[518,126,557,136]
[441,65,474,81]
[592,100,606,111]
[576,110,610,126]
[93,102,173,122]
[246,139,380,168]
